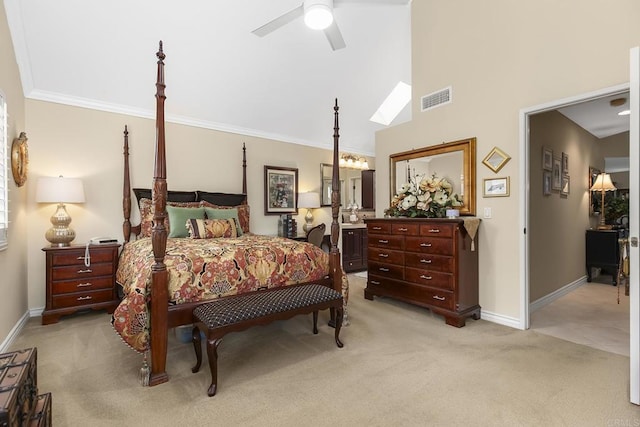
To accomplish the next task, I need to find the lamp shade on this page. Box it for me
[304,0,333,30]
[589,173,617,192]
[36,176,86,204]
[298,192,320,209]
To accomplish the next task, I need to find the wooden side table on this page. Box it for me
[42,243,121,324]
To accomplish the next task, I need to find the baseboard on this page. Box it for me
[0,310,30,353]
[529,276,587,313]
[29,306,44,317]
[480,310,522,330]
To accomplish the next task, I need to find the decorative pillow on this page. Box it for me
[166,205,206,238]
[202,206,243,236]
[138,198,201,238]
[201,201,250,234]
[186,218,239,239]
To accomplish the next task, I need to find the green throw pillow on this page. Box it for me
[167,205,205,238]
[203,207,243,236]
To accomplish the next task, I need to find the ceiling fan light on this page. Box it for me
[304,1,333,30]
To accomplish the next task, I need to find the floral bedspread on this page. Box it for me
[111,235,329,352]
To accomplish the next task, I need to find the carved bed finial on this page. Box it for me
[157,41,165,61]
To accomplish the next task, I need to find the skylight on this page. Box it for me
[370,81,411,126]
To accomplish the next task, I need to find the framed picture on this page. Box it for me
[483,177,510,197]
[552,157,562,191]
[543,170,552,196]
[561,152,569,176]
[542,147,553,171]
[561,175,570,197]
[264,166,298,215]
[482,146,511,173]
[589,166,601,215]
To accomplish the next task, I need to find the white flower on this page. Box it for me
[433,191,448,205]
[401,194,417,210]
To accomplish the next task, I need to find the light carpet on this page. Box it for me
[9,276,639,426]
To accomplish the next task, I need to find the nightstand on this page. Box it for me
[41,243,121,325]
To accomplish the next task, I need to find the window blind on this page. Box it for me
[0,92,7,250]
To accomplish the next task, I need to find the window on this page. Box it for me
[0,92,7,250]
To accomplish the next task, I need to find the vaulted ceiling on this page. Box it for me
[4,0,412,156]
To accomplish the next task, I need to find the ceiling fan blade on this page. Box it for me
[324,22,346,51]
[252,5,304,37]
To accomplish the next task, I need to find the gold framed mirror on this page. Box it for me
[390,137,476,216]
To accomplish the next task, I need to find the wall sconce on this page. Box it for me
[36,176,85,246]
[339,154,369,170]
[589,172,616,230]
[297,192,321,233]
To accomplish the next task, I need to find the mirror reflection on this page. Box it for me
[321,164,364,207]
[390,138,476,216]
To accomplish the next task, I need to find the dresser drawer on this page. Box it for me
[52,276,114,295]
[405,236,453,255]
[344,258,365,272]
[51,262,114,281]
[368,261,404,280]
[422,287,455,310]
[368,234,404,250]
[51,288,115,309]
[391,223,419,236]
[368,247,404,265]
[367,222,391,234]
[405,252,453,272]
[51,247,115,266]
[419,223,454,238]
[405,267,453,291]
[367,275,454,310]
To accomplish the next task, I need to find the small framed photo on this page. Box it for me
[561,152,569,176]
[542,147,553,171]
[552,157,562,191]
[543,170,552,196]
[561,175,570,197]
[264,166,299,215]
[483,177,510,197]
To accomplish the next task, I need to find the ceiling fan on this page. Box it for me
[252,0,409,51]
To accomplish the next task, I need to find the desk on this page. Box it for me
[586,229,620,286]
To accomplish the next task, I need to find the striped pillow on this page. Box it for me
[186,218,239,239]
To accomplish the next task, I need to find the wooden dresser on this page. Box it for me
[364,218,480,327]
[42,243,121,325]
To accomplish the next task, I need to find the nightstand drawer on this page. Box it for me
[51,263,113,280]
[51,248,115,266]
[51,289,114,309]
[52,276,114,294]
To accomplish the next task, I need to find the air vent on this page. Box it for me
[421,86,452,112]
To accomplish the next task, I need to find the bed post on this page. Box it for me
[123,125,132,243]
[330,99,342,293]
[242,142,247,203]
[149,41,169,386]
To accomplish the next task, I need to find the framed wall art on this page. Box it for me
[542,147,553,171]
[482,146,511,173]
[552,157,562,191]
[264,166,298,215]
[561,152,569,176]
[561,175,570,197]
[543,170,552,196]
[483,177,510,197]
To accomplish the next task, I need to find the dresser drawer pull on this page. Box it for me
[76,256,87,260]
[372,226,382,230]
[379,267,390,272]
[398,227,408,232]
[348,231,354,235]
[77,296,93,301]
[428,229,441,233]
[420,243,432,247]
[420,259,432,264]
[370,280,381,285]
[420,275,432,280]
[77,269,93,274]
[378,253,389,258]
[378,239,389,244]
[432,295,446,301]
[77,282,92,288]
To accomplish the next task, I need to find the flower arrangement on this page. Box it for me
[385,173,462,218]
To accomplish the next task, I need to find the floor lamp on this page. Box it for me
[590,172,616,230]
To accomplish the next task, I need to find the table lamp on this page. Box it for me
[589,172,616,230]
[298,192,320,233]
[36,176,85,246]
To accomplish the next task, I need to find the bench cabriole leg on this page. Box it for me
[191,325,202,373]
[312,311,319,334]
[334,306,344,348]
[207,337,223,397]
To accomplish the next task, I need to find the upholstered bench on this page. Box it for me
[191,284,344,396]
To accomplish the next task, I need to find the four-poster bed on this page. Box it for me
[112,42,345,386]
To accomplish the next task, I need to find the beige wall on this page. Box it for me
[24,100,374,311]
[376,0,640,322]
[601,132,630,189]
[529,111,600,301]
[0,2,27,345]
